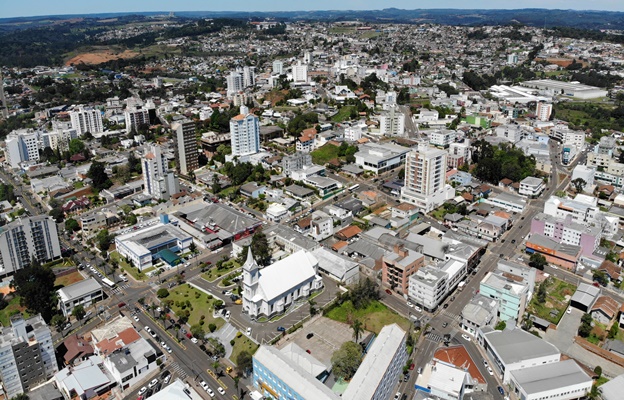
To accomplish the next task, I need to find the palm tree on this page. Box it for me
[12,393,30,400]
[352,319,363,343]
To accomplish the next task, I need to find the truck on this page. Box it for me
[457,281,466,291]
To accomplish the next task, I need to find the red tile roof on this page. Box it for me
[434,345,486,384]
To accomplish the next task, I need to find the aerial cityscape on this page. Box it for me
[1,3,624,400]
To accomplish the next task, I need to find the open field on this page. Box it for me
[229,334,259,365]
[65,48,139,66]
[325,300,411,334]
[0,295,30,327]
[167,284,225,329]
[311,144,340,165]
[527,278,576,324]
[55,271,85,288]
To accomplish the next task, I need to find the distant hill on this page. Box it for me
[1,8,624,30]
[2,8,623,30]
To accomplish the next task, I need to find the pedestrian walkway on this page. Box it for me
[425,332,445,343]
[169,361,188,381]
[441,310,460,321]
[110,283,130,294]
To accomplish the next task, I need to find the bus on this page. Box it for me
[101,277,116,289]
[348,184,360,192]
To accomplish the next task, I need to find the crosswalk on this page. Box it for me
[169,361,189,381]
[425,332,445,343]
[110,283,130,294]
[441,310,461,321]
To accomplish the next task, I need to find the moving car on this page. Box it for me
[246,327,252,336]
[217,387,226,395]
[461,334,471,342]
[487,367,494,375]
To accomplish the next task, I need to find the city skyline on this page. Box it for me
[3,0,624,19]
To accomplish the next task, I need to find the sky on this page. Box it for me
[3,0,624,18]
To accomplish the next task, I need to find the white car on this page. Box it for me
[206,387,215,397]
[163,374,171,384]
[394,392,401,400]
[217,387,226,395]
[133,315,140,322]
[191,337,198,344]
[487,366,494,376]
[225,310,231,319]
[144,326,151,333]
[246,327,252,336]
[200,381,209,391]
[138,387,147,395]
[461,334,471,342]
[414,306,422,312]
[567,307,572,314]
[406,301,414,308]
[148,378,159,388]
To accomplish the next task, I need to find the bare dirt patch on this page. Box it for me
[65,49,138,66]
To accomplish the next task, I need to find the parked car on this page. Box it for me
[461,334,471,341]
[217,387,226,395]
[246,327,252,336]
[148,379,158,388]
[497,386,505,396]
[277,326,286,332]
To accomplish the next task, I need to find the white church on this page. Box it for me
[242,248,323,319]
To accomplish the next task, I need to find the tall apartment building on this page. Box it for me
[272,60,284,75]
[230,113,260,157]
[142,144,179,200]
[124,106,150,134]
[535,102,552,122]
[226,71,244,97]
[292,60,308,83]
[0,315,58,399]
[0,216,61,277]
[378,106,405,136]
[400,142,454,213]
[5,129,40,168]
[172,120,198,176]
[41,129,78,152]
[242,66,256,88]
[281,152,312,176]
[70,107,104,136]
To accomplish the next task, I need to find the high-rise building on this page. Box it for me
[226,71,244,97]
[172,120,198,176]
[243,66,256,88]
[5,129,40,169]
[535,102,553,122]
[292,60,308,83]
[70,107,103,136]
[0,314,58,399]
[0,216,62,277]
[124,106,150,134]
[141,144,179,200]
[272,60,284,75]
[41,129,78,152]
[230,112,260,158]
[400,142,454,213]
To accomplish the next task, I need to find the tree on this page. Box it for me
[49,207,65,223]
[11,394,30,400]
[593,270,609,287]
[521,312,534,331]
[536,279,548,304]
[572,177,587,193]
[495,321,507,331]
[237,350,253,374]
[87,161,112,191]
[240,232,271,266]
[529,253,547,270]
[309,299,318,316]
[331,341,363,380]
[157,288,170,298]
[351,319,363,343]
[68,138,85,155]
[190,324,205,339]
[72,305,86,322]
[95,229,113,251]
[579,313,593,337]
[594,365,602,378]
[65,218,80,232]
[608,322,619,339]
[51,314,66,332]
[189,241,197,254]
[10,259,56,322]
[397,168,405,181]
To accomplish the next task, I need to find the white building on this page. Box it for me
[230,113,260,158]
[449,141,471,163]
[5,129,40,168]
[509,360,591,400]
[309,211,333,241]
[70,107,104,135]
[124,106,150,134]
[0,216,61,277]
[226,70,244,97]
[344,126,363,142]
[141,144,179,200]
[495,124,527,143]
[355,142,411,174]
[481,327,560,383]
[416,360,474,400]
[292,60,308,83]
[272,60,284,75]
[243,66,256,88]
[408,258,467,311]
[114,216,193,271]
[265,203,289,223]
[41,128,78,152]
[342,324,408,400]
[400,142,454,213]
[535,102,552,122]
[242,248,323,319]
[57,278,103,316]
[378,106,405,136]
[418,109,439,122]
[429,129,456,148]
[485,192,526,213]
[518,176,545,197]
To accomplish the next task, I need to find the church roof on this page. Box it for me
[253,250,318,302]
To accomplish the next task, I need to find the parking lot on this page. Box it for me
[277,317,355,367]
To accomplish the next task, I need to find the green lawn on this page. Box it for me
[0,295,30,327]
[527,278,576,324]
[325,300,411,334]
[167,284,225,329]
[331,106,357,123]
[430,206,447,221]
[311,144,340,165]
[229,334,259,365]
[202,261,241,283]
[110,251,148,281]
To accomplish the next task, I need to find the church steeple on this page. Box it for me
[243,247,257,272]
[243,246,259,288]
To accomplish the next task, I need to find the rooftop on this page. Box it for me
[57,278,102,303]
[483,328,559,365]
[511,359,591,395]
